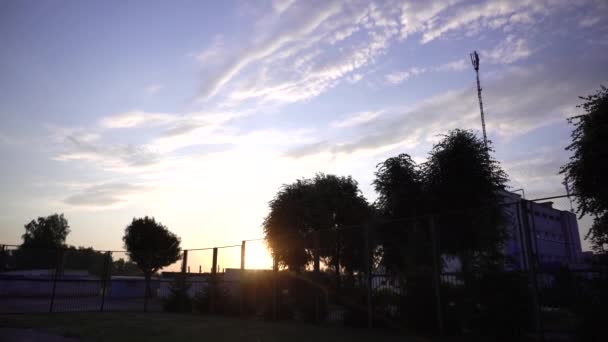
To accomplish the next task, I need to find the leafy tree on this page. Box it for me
[560,86,608,252]
[263,173,372,273]
[123,216,181,299]
[111,258,142,276]
[11,213,70,270]
[22,213,69,248]
[63,246,106,277]
[422,129,509,272]
[373,154,430,275]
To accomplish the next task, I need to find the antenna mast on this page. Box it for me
[470,51,488,150]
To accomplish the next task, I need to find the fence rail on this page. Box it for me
[1,198,606,340]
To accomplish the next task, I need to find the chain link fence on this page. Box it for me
[1,197,605,340]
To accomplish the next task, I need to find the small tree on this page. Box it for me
[561,86,608,252]
[123,217,181,299]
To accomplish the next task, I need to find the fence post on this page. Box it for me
[210,247,218,314]
[49,248,64,313]
[240,240,246,317]
[313,231,321,323]
[521,200,544,340]
[181,250,188,274]
[429,216,444,335]
[99,251,111,312]
[364,223,373,329]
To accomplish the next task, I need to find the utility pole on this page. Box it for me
[470,51,488,150]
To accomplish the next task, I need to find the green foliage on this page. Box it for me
[561,86,608,252]
[263,173,372,272]
[22,213,70,248]
[374,130,509,275]
[587,213,608,254]
[163,276,192,313]
[123,216,181,275]
[6,214,71,270]
[373,154,431,275]
[423,129,508,268]
[123,216,181,297]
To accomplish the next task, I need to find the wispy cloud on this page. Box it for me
[331,111,383,128]
[385,67,426,84]
[145,84,163,94]
[483,35,532,64]
[286,52,607,159]
[64,182,150,208]
[194,35,225,65]
[54,134,161,171]
[272,0,297,14]
[99,110,175,129]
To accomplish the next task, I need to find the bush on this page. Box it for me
[575,274,607,342]
[193,282,238,315]
[162,276,192,313]
[443,272,530,340]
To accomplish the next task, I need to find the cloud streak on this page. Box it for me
[64,182,150,208]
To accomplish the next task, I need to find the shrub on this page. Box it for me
[193,282,238,315]
[162,276,192,313]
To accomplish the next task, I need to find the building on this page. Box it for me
[0,269,100,297]
[109,276,158,298]
[502,191,583,271]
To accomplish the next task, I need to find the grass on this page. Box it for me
[0,312,439,342]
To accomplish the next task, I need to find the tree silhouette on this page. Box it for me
[123,217,181,299]
[12,213,70,270]
[423,129,509,272]
[561,86,608,252]
[373,154,430,275]
[22,213,69,248]
[263,173,372,273]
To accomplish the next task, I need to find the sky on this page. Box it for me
[1,0,607,269]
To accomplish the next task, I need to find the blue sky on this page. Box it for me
[1,0,607,266]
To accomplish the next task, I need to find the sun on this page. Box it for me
[244,240,274,270]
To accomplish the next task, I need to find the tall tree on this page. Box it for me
[13,213,70,270]
[263,173,372,273]
[373,154,430,275]
[123,217,181,299]
[22,213,69,248]
[422,129,509,271]
[561,86,608,252]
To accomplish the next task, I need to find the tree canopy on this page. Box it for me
[561,86,608,252]
[21,213,70,248]
[123,216,181,297]
[373,130,509,275]
[263,173,372,272]
[423,129,509,261]
[373,154,429,275]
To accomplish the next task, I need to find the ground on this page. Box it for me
[0,312,436,342]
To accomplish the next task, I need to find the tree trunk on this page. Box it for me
[144,272,152,298]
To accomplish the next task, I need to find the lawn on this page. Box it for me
[0,312,436,342]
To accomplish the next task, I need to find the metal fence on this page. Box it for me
[1,197,606,340]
